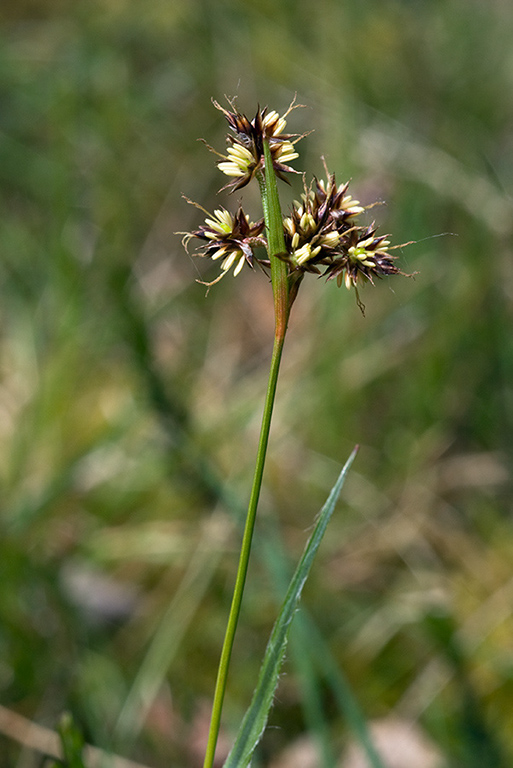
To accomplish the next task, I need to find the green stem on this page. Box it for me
[260,139,290,340]
[202,141,290,768]
[202,333,285,768]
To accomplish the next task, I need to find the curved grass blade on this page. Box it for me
[262,528,385,768]
[223,446,359,768]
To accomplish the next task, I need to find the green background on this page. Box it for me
[1,1,512,766]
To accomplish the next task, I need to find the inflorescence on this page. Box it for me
[181,98,413,311]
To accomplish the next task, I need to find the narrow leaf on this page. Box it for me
[57,712,87,768]
[223,446,359,768]
[262,530,385,768]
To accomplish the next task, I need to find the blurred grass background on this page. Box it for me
[1,0,513,766]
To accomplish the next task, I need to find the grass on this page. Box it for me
[1,0,513,766]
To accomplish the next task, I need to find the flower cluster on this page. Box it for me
[210,97,303,192]
[281,173,364,273]
[280,172,410,306]
[182,100,412,309]
[182,202,266,285]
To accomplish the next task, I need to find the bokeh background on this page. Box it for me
[1,1,513,766]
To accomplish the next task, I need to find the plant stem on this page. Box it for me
[202,140,290,768]
[202,334,285,768]
[260,139,290,341]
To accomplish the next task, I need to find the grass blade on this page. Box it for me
[223,446,359,768]
[262,529,386,768]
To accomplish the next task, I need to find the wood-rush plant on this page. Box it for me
[182,98,412,768]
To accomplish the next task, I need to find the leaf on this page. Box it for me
[57,712,87,768]
[223,446,359,768]
[262,528,386,768]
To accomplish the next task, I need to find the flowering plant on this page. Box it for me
[182,99,412,768]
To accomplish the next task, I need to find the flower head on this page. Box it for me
[276,168,414,311]
[281,172,365,273]
[181,202,266,285]
[323,225,403,289]
[282,188,339,274]
[182,105,414,312]
[313,172,365,224]
[211,97,304,191]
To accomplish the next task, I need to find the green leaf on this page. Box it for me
[57,712,87,768]
[223,446,359,768]
[262,527,386,768]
